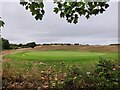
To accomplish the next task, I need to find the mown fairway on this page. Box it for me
[4,50,118,70]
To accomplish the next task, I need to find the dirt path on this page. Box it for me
[1,48,33,62]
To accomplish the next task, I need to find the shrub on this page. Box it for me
[26,42,36,48]
[56,59,120,89]
[2,59,120,89]
[94,59,120,89]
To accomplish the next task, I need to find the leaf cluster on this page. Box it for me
[20,0,45,20]
[0,17,5,28]
[53,1,109,24]
[20,0,109,24]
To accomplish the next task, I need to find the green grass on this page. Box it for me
[3,50,119,89]
[4,50,118,71]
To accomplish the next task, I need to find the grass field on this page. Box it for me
[4,50,118,71]
[2,48,119,89]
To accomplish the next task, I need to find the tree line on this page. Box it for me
[2,37,119,50]
[1,38,91,50]
[42,43,89,46]
[1,38,36,50]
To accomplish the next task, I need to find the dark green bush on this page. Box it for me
[94,59,120,89]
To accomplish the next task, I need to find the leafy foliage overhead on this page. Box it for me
[54,1,109,24]
[20,0,45,20]
[20,0,109,24]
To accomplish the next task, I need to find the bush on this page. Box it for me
[2,59,120,89]
[54,59,120,89]
[94,59,120,89]
[26,42,36,48]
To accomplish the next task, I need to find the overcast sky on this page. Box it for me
[1,1,119,45]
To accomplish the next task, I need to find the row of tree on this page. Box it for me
[1,38,94,50]
[1,38,36,50]
[42,43,89,46]
[4,38,119,50]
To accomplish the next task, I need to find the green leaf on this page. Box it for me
[60,12,64,18]
[38,14,42,20]
[54,8,59,14]
[58,3,62,8]
[0,20,5,28]
[100,8,105,13]
[105,4,109,9]
[68,19,72,23]
[31,9,38,15]
[86,14,90,19]
[35,15,39,20]
[39,3,44,8]
[20,2,28,6]
[25,6,28,10]
[41,9,45,14]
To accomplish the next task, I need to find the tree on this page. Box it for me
[18,43,23,47]
[20,0,109,24]
[1,38,10,50]
[26,42,36,48]
[74,43,79,45]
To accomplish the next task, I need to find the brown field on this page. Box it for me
[1,45,119,56]
[33,45,119,52]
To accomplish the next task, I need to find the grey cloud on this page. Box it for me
[1,2,118,45]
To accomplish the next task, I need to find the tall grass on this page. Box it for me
[2,59,120,89]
